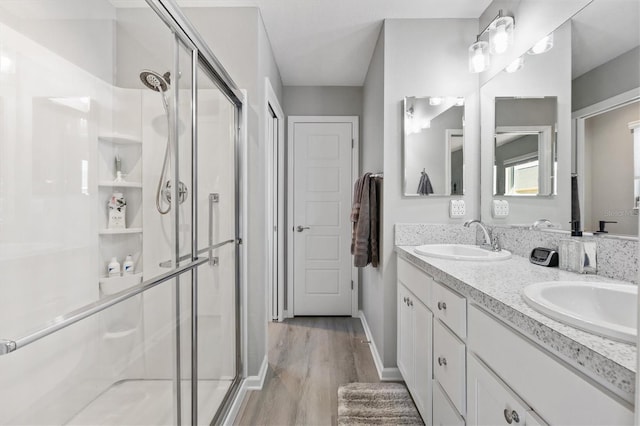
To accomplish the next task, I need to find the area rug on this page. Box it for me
[337,382,424,425]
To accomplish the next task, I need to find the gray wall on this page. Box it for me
[573,46,640,111]
[361,26,385,369]
[360,18,480,372]
[283,86,363,116]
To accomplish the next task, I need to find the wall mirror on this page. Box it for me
[572,0,640,237]
[481,0,640,234]
[403,96,465,197]
[494,97,557,197]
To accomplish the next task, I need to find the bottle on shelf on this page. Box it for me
[107,192,127,229]
[123,255,135,275]
[107,257,121,277]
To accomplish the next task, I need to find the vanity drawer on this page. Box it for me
[433,319,466,416]
[431,281,467,338]
[433,381,465,426]
[397,257,433,305]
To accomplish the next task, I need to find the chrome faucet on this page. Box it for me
[530,219,552,230]
[464,219,500,251]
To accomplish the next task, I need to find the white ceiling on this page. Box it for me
[113,0,492,86]
[111,0,640,86]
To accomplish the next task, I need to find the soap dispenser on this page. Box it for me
[107,257,121,277]
[123,255,134,275]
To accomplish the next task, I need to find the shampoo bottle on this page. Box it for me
[123,255,134,275]
[108,257,121,277]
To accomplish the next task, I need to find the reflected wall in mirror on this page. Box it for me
[403,96,465,196]
[480,20,571,229]
[494,97,557,197]
[572,0,640,237]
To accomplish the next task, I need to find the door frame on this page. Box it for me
[572,87,640,229]
[286,116,360,318]
[265,78,285,322]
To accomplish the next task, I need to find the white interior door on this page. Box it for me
[292,119,354,316]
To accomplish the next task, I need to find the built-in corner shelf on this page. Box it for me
[99,228,143,235]
[98,181,143,188]
[98,134,142,145]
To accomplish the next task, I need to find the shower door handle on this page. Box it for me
[209,193,220,265]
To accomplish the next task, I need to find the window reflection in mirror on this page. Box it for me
[493,97,557,197]
[403,96,465,196]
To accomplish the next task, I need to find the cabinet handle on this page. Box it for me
[409,299,413,307]
[437,356,447,366]
[403,297,408,304]
[503,409,520,424]
[437,301,447,310]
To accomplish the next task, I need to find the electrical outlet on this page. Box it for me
[449,199,466,218]
[492,200,509,218]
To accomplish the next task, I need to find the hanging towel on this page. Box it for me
[417,171,434,195]
[351,174,369,255]
[353,174,372,267]
[369,176,380,267]
[571,175,581,224]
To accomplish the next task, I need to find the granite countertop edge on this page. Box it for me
[395,246,636,398]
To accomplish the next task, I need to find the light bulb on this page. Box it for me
[528,33,554,55]
[505,56,524,73]
[468,41,490,73]
[429,97,443,106]
[489,16,514,55]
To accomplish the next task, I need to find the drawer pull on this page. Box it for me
[403,297,408,304]
[437,356,447,366]
[437,301,447,310]
[503,409,520,424]
[409,299,413,307]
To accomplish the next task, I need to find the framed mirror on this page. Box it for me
[493,97,557,197]
[403,96,465,196]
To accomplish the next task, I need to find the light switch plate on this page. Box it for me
[492,200,509,218]
[449,199,466,218]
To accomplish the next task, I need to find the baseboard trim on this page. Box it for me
[358,310,403,382]
[223,355,269,425]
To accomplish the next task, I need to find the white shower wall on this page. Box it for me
[0,2,238,423]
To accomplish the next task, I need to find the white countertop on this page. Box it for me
[396,245,636,398]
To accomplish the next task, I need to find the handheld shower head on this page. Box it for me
[139,70,170,92]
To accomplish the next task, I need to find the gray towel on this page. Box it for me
[354,174,372,267]
[571,175,580,223]
[417,171,434,195]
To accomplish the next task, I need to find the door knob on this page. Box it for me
[296,225,310,232]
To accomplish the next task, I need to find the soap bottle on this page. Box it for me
[107,192,126,229]
[123,255,134,275]
[108,257,121,277]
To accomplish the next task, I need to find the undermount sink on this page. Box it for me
[522,281,637,344]
[413,244,512,261]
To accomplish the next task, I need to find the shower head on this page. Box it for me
[140,70,170,92]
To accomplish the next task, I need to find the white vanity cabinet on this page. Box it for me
[467,304,634,426]
[467,353,547,426]
[397,258,467,425]
[397,260,433,424]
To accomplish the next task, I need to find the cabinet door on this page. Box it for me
[413,298,433,425]
[397,283,414,389]
[467,354,545,426]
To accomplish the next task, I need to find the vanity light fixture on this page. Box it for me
[528,33,554,55]
[505,56,524,73]
[469,40,490,73]
[469,9,515,73]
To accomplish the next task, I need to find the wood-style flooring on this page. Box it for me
[235,317,380,425]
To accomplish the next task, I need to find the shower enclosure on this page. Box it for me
[0,0,243,424]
